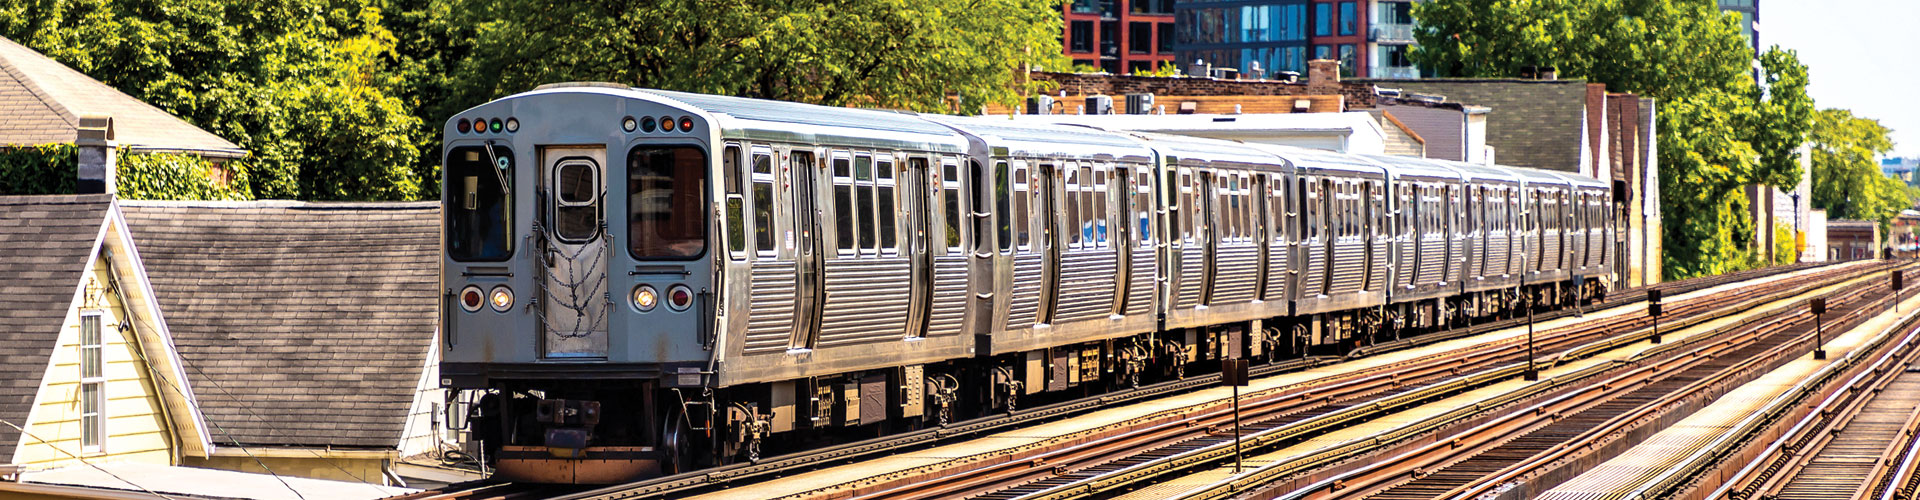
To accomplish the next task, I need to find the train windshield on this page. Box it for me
[627,145,709,259]
[447,145,514,261]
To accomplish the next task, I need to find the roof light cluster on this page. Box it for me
[457,117,517,135]
[623,115,696,134]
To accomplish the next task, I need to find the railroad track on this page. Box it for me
[390,261,1839,500]
[1266,266,1913,500]
[820,263,1892,500]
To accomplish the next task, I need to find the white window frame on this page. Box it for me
[79,310,106,454]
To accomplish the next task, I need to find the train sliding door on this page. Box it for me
[1037,163,1062,324]
[903,157,935,338]
[788,150,825,350]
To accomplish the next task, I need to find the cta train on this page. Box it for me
[439,83,1615,483]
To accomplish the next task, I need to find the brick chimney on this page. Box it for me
[1307,59,1342,94]
[75,114,116,194]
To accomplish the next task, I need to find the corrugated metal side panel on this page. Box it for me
[1330,241,1365,294]
[744,263,797,355]
[1301,245,1327,296]
[817,259,912,347]
[1178,248,1205,308]
[1127,249,1153,316]
[1265,240,1290,302]
[1490,234,1511,277]
[1055,250,1117,323]
[1450,236,1467,283]
[1369,240,1389,291]
[1418,236,1443,285]
[1395,238,1416,289]
[1007,253,1042,330]
[929,256,967,337]
[1543,230,1563,272]
[1212,244,1260,303]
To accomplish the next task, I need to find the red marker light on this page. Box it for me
[457,119,471,134]
[679,117,694,132]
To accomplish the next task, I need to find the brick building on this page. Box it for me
[1062,0,1176,74]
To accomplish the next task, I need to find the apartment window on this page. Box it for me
[1339,44,1356,77]
[1278,4,1307,41]
[1128,60,1155,74]
[1132,0,1172,15]
[1101,59,1122,74]
[1314,3,1332,36]
[1071,21,1094,53]
[1158,23,1174,53]
[1101,20,1119,57]
[1379,1,1413,25]
[1130,22,1153,54]
[1382,44,1411,67]
[80,312,105,453]
[1072,0,1098,14]
[1315,44,1333,60]
[1339,2,1356,35]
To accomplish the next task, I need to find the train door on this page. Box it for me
[789,150,825,350]
[1114,165,1134,313]
[903,157,935,338]
[1038,163,1062,324]
[1254,174,1270,299]
[539,146,609,358]
[1199,170,1220,303]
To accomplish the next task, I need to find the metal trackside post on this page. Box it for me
[1222,358,1249,473]
[1648,289,1663,346]
[1813,297,1827,361]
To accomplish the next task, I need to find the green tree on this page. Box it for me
[1809,109,1908,225]
[1410,0,1816,279]
[0,0,425,201]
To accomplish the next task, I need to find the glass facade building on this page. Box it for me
[1173,0,1312,77]
[1063,0,1177,74]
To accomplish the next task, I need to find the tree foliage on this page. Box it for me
[0,0,425,201]
[1411,0,1816,279]
[1809,108,1908,225]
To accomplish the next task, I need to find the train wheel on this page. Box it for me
[662,408,695,475]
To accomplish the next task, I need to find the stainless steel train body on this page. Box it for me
[438,85,1618,483]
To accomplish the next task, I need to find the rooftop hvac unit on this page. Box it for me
[1125,94,1154,115]
[1086,95,1114,115]
[1027,95,1054,115]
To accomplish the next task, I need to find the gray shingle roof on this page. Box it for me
[0,194,111,463]
[0,36,244,156]
[1356,79,1588,173]
[120,201,439,449]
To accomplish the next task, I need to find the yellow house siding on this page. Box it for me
[186,455,392,486]
[14,256,174,469]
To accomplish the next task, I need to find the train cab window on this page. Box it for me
[877,157,897,254]
[855,154,877,255]
[1137,170,1153,247]
[995,160,1013,253]
[447,145,514,261]
[724,146,746,259]
[1013,165,1030,249]
[626,145,708,259]
[944,160,963,252]
[1093,168,1108,247]
[752,150,776,257]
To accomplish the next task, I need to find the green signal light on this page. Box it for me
[490,119,503,132]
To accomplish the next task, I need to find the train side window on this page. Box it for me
[724,145,746,259]
[752,150,776,257]
[1179,171,1193,244]
[995,160,1013,253]
[834,154,856,255]
[1137,169,1153,247]
[1093,167,1108,247]
[944,159,963,253]
[1066,166,1082,249]
[447,145,514,261]
[855,154,876,255]
[1080,165,1095,247]
[877,157,897,254]
[1013,164,1030,250]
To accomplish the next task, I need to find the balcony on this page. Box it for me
[1370,23,1416,43]
[1370,65,1420,79]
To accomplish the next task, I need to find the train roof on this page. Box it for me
[921,115,1155,162]
[639,88,969,153]
[1253,144,1385,176]
[1125,132,1290,170]
[1359,154,1468,182]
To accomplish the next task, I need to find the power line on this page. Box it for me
[0,418,180,500]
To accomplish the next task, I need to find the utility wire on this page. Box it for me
[0,418,180,500]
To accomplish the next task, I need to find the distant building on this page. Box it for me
[1884,157,1920,186]
[1172,0,1423,80]
[1062,0,1176,74]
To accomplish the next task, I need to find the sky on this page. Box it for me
[1765,0,1920,159]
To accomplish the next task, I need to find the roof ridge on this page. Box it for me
[0,36,79,129]
[0,193,115,205]
[119,199,439,210]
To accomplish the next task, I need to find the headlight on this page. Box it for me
[633,285,658,312]
[667,285,694,311]
[459,285,484,312]
[489,286,514,312]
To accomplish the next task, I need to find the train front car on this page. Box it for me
[440,83,722,483]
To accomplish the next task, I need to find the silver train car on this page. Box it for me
[438,84,1616,483]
